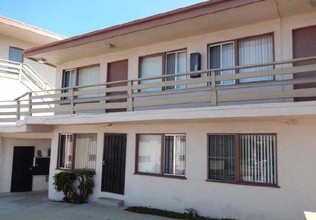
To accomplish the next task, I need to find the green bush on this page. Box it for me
[53,170,95,204]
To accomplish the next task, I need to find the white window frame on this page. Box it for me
[163,134,186,177]
[165,50,187,90]
[208,41,235,85]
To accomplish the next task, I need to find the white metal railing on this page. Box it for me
[1,56,316,124]
[0,58,54,91]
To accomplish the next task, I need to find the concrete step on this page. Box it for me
[96,197,124,208]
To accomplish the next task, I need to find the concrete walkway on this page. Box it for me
[0,191,173,220]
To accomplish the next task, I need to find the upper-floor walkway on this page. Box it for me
[1,56,316,126]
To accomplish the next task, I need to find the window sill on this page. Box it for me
[134,172,187,180]
[206,179,280,188]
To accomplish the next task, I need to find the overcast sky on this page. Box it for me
[0,0,205,37]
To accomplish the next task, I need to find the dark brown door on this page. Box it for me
[107,60,128,112]
[101,133,127,195]
[293,26,316,101]
[11,147,34,192]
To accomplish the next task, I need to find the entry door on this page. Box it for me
[11,147,34,192]
[106,60,128,112]
[102,133,127,194]
[293,26,316,101]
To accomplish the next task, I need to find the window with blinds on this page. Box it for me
[140,56,163,92]
[137,134,162,174]
[136,134,186,177]
[208,134,277,185]
[239,35,273,83]
[74,134,97,170]
[208,34,273,84]
[240,134,276,184]
[58,133,97,170]
[62,65,100,99]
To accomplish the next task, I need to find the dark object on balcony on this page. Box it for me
[190,53,201,78]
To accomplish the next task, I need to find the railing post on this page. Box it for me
[70,88,75,114]
[28,92,32,116]
[127,81,134,111]
[18,63,23,81]
[16,100,20,121]
[210,71,218,107]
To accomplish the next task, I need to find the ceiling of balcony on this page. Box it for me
[25,0,316,66]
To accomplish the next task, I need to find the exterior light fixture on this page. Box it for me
[104,43,114,48]
[37,58,47,64]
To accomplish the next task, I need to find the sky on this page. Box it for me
[0,0,206,37]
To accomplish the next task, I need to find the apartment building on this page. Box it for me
[0,16,64,192]
[2,0,316,219]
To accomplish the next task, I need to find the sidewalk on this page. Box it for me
[0,191,173,220]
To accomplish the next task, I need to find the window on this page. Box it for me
[9,47,23,63]
[62,65,100,99]
[58,133,97,170]
[209,42,235,85]
[208,134,277,185]
[208,35,273,84]
[166,51,186,90]
[239,36,273,82]
[139,55,163,92]
[139,50,187,92]
[136,134,186,177]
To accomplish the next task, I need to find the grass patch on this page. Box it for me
[126,206,234,220]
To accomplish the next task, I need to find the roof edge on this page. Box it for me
[25,0,264,57]
[0,16,66,40]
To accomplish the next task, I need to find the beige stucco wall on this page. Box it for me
[54,11,316,89]
[0,34,56,100]
[0,134,51,193]
[47,118,316,220]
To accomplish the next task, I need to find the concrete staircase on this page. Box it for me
[96,197,124,208]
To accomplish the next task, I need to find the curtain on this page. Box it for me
[74,134,97,170]
[78,66,100,98]
[239,35,273,82]
[240,134,276,184]
[138,135,161,174]
[208,135,235,181]
[140,56,163,92]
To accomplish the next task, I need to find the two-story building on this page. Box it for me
[0,16,64,193]
[3,0,316,219]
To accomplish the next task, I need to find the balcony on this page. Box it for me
[1,56,316,125]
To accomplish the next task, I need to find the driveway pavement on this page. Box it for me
[0,191,172,220]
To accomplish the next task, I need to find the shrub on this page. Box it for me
[53,170,95,204]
